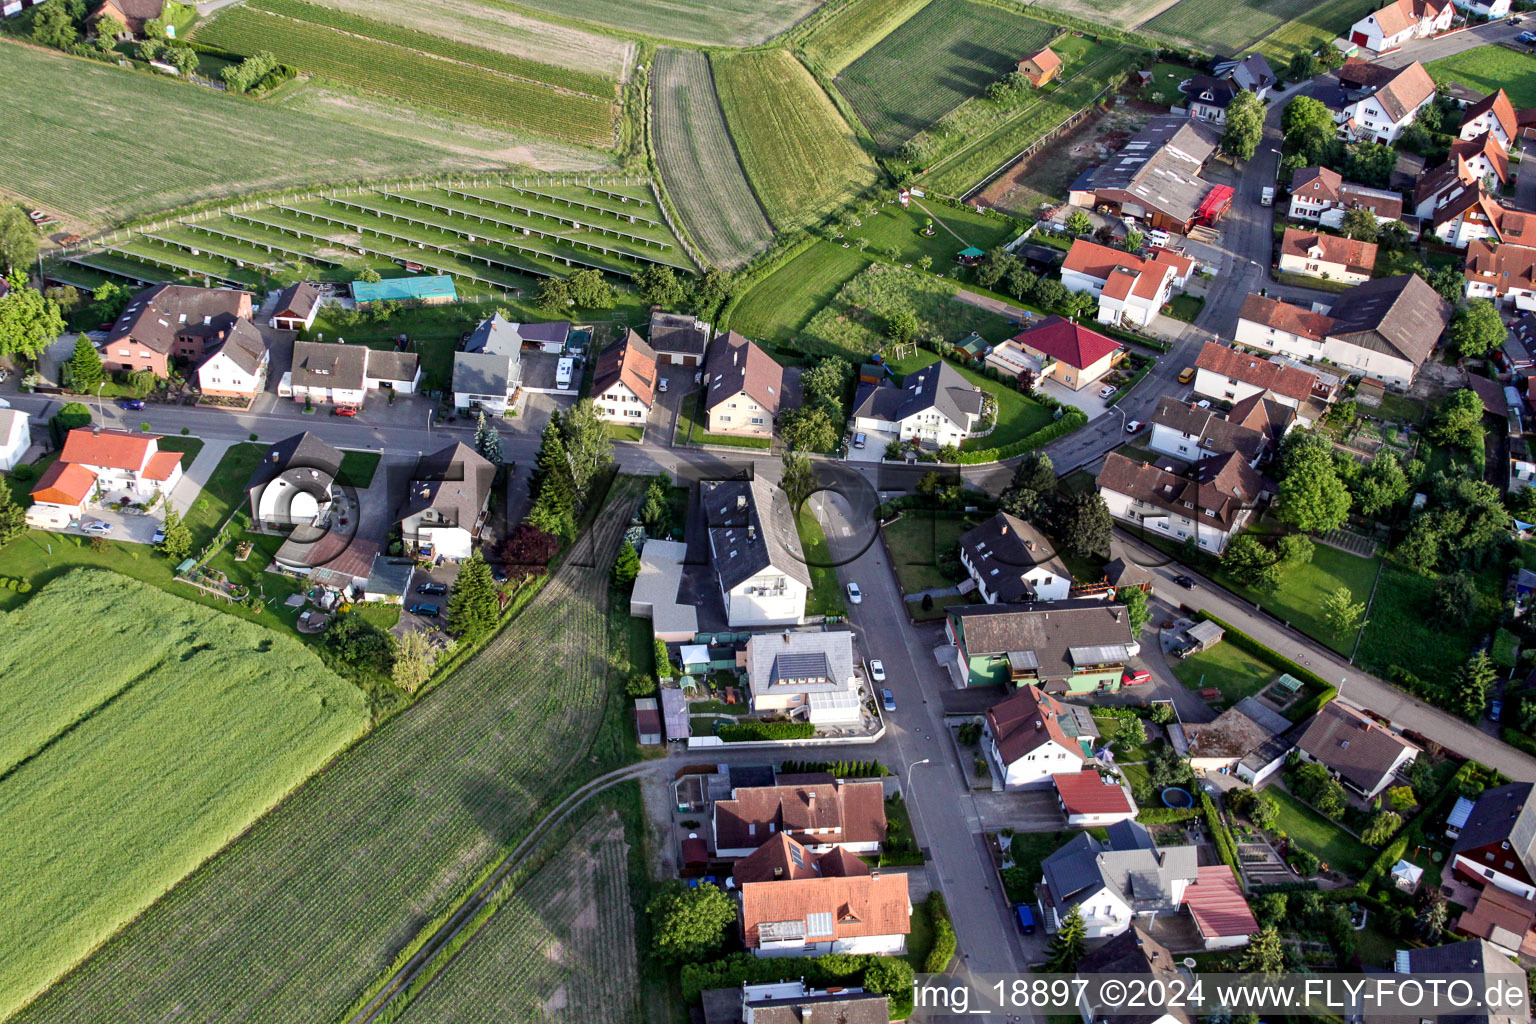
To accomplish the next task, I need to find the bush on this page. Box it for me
[718,720,816,742]
[680,953,913,1010]
[956,408,1087,464]
[1136,806,1199,823]
[924,893,957,973]
[10,463,35,482]
[1290,848,1321,876]
[1203,792,1240,872]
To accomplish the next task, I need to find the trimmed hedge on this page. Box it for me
[923,893,957,974]
[1503,728,1536,757]
[780,759,890,777]
[718,720,816,742]
[1136,806,1199,823]
[1202,792,1240,872]
[681,953,914,1015]
[1191,610,1337,722]
[1250,880,1321,894]
[957,408,1087,464]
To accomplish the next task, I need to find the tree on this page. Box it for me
[1222,534,1281,591]
[142,14,165,38]
[391,631,432,695]
[1362,810,1403,846]
[613,540,641,585]
[1432,570,1477,624]
[1222,91,1263,161]
[1118,715,1148,749]
[29,0,77,49]
[447,553,500,640]
[1149,702,1175,725]
[1044,905,1088,971]
[1275,452,1350,534]
[0,205,39,276]
[1340,207,1379,242]
[163,44,198,76]
[499,523,562,570]
[0,275,65,360]
[887,308,922,345]
[1282,95,1340,167]
[1059,492,1111,558]
[1344,141,1396,189]
[1356,451,1409,517]
[558,399,614,504]
[1124,229,1144,253]
[1426,263,1465,305]
[626,672,657,697]
[781,405,839,452]
[1430,389,1485,452]
[528,421,577,541]
[136,37,162,61]
[640,476,672,537]
[1001,451,1054,521]
[800,357,851,417]
[357,267,382,284]
[94,12,125,47]
[1239,927,1287,974]
[1065,210,1092,237]
[1447,299,1505,358]
[647,882,735,963]
[1249,793,1278,830]
[1293,760,1346,817]
[1379,219,1413,251]
[567,268,616,309]
[156,506,191,561]
[1417,890,1449,938]
[536,277,572,313]
[634,264,687,308]
[1117,586,1149,635]
[471,410,502,465]
[1454,650,1495,721]
[781,451,817,512]
[1286,51,1317,82]
[1320,585,1366,639]
[0,486,25,547]
[65,333,104,393]
[1275,533,1314,569]
[689,268,737,320]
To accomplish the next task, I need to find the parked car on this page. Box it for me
[1014,903,1036,934]
[1491,698,1504,721]
[869,659,886,683]
[846,582,863,604]
[1122,668,1152,686]
[491,566,509,584]
[407,603,440,616]
[1195,399,1211,409]
[117,398,145,411]
[1125,420,1143,434]
[1098,385,1118,399]
[1519,30,1535,42]
[81,520,113,535]
[1173,574,1197,590]
[151,527,166,545]
[416,582,448,595]
[694,370,703,385]
[658,378,669,392]
[332,406,359,416]
[852,432,867,449]
[1178,366,1195,384]
[1260,186,1275,207]
[881,688,896,712]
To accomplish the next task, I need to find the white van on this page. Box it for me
[555,357,574,391]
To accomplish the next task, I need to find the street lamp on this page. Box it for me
[905,757,933,857]
[96,381,105,423]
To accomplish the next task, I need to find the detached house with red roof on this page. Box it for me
[591,329,658,425]
[1191,341,1326,423]
[986,315,1123,392]
[26,428,184,530]
[1465,241,1536,310]
[740,869,911,958]
[1348,0,1452,54]
[1287,165,1403,229]
[1058,238,1191,329]
[1278,228,1378,285]
[1053,771,1137,827]
[1017,46,1061,87]
[1333,60,1437,144]
[1461,88,1517,147]
[702,330,783,439]
[981,685,1090,790]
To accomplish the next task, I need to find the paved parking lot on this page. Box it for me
[398,562,460,636]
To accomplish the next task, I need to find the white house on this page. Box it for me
[1461,88,1517,146]
[1335,61,1437,143]
[395,442,495,560]
[1453,0,1511,17]
[744,629,863,725]
[1294,702,1420,800]
[1039,822,1199,939]
[1464,240,1536,310]
[1053,771,1137,827]
[702,477,811,628]
[1277,228,1379,285]
[0,409,29,473]
[1097,450,1265,555]
[713,778,886,858]
[957,512,1073,604]
[195,319,269,401]
[1288,165,1404,228]
[702,330,782,439]
[451,352,518,415]
[741,871,910,958]
[1148,396,1271,466]
[851,359,983,449]
[287,341,420,406]
[1348,0,1453,53]
[27,428,184,529]
[1191,340,1321,415]
[1060,239,1189,329]
[268,282,322,332]
[981,685,1087,791]
[1450,783,1536,901]
[591,329,657,425]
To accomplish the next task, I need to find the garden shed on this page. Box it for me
[1186,620,1224,652]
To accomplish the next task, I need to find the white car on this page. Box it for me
[658,378,669,392]
[1125,420,1143,434]
[846,582,863,604]
[81,521,113,535]
[869,659,886,682]
[1099,385,1118,399]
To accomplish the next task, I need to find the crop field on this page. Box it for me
[1032,0,1174,19]
[712,50,879,231]
[0,571,368,1021]
[191,5,614,145]
[0,41,486,226]
[1256,0,1378,62]
[729,242,871,345]
[650,48,775,268]
[396,813,638,1023]
[296,0,634,78]
[1143,0,1325,53]
[511,0,822,46]
[798,0,934,74]
[11,479,642,1024]
[1429,47,1536,108]
[836,0,1058,149]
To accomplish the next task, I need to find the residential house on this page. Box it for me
[1074,928,1191,1024]
[989,315,1123,390]
[1212,53,1276,99]
[980,685,1094,790]
[1451,782,1536,900]
[739,870,910,958]
[1059,239,1190,328]
[26,428,184,529]
[1148,396,1273,466]
[1449,131,1511,186]
[1191,340,1325,419]
[1017,46,1062,86]
[1278,228,1379,284]
[1038,821,1199,938]
[958,512,1074,603]
[1428,184,1536,249]
[245,432,344,531]
[90,0,162,36]
[1393,939,1530,1024]
[1287,165,1404,228]
[714,777,886,858]
[1415,154,1481,218]
[1334,61,1437,143]
[1348,0,1453,53]
[1294,702,1419,800]
[1462,88,1518,146]
[744,630,863,725]
[702,477,811,627]
[195,319,269,400]
[349,275,456,305]
[945,599,1140,691]
[648,309,710,366]
[463,313,570,356]
[1464,240,1536,310]
[0,409,28,473]
[1053,771,1137,827]
[451,352,518,414]
[1068,116,1233,234]
[103,284,253,377]
[395,442,495,559]
[592,329,658,425]
[268,282,322,331]
[1234,275,1452,387]
[1096,450,1266,554]
[1183,865,1259,950]
[1456,883,1536,958]
[1453,0,1511,13]
[851,359,983,448]
[703,330,783,439]
[1181,697,1296,785]
[699,980,888,1024]
[1182,74,1241,125]
[286,341,420,406]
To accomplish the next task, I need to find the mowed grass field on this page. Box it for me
[836,0,1058,149]
[10,480,642,1024]
[712,50,879,231]
[512,0,820,45]
[0,40,481,225]
[1429,47,1536,108]
[1255,0,1378,62]
[650,48,774,268]
[191,4,614,145]
[0,571,368,1021]
[798,0,934,74]
[729,242,871,345]
[1143,0,1330,52]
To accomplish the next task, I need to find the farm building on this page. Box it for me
[1348,0,1452,54]
[285,341,420,406]
[90,0,164,37]
[1017,47,1061,87]
[269,282,322,331]
[350,275,456,305]
[1069,117,1231,235]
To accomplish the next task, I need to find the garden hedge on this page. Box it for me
[1202,792,1241,872]
[718,720,816,742]
[957,408,1087,464]
[681,953,914,1015]
[923,893,957,974]
[1135,806,1199,823]
[1191,610,1337,722]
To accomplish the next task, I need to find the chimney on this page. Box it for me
[806,791,816,806]
[1000,524,1009,535]
[737,494,748,510]
[783,630,791,643]
[773,866,783,879]
[748,525,756,540]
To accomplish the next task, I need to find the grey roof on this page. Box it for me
[746,630,856,698]
[1296,702,1419,793]
[1041,832,1104,900]
[395,442,495,529]
[1083,116,1222,224]
[1395,940,1529,1024]
[1452,784,1536,882]
[290,340,367,391]
[702,477,813,591]
[648,310,709,357]
[852,359,984,429]
[1234,695,1291,735]
[1183,74,1239,109]
[1105,557,1156,589]
[273,281,321,320]
[245,432,344,493]
[1240,721,1306,775]
[1106,819,1156,851]
[660,687,689,740]
[463,313,520,357]
[1214,53,1275,92]
[740,992,889,1024]
[1151,396,1270,462]
[204,318,267,376]
[1042,827,1199,913]
[109,284,250,355]
[948,598,1137,682]
[361,558,413,596]
[1327,274,1452,368]
[452,351,516,397]
[958,512,1073,603]
[516,320,569,345]
[1187,619,1224,645]
[364,348,419,384]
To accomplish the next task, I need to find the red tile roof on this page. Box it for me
[733,832,872,884]
[1365,0,1448,38]
[1279,228,1379,275]
[59,427,159,471]
[985,684,1084,764]
[1464,240,1536,297]
[31,461,97,506]
[1185,865,1258,939]
[592,328,657,407]
[1012,315,1121,371]
[740,873,910,948]
[1052,771,1135,815]
[1449,131,1510,183]
[142,450,183,482]
[1023,46,1061,77]
[714,779,886,853]
[1195,339,1319,401]
[1463,88,1517,142]
[1063,239,1173,301]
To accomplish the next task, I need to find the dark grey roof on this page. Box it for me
[1041,832,1104,900]
[1082,116,1221,224]
[1042,829,1199,913]
[958,512,1072,603]
[1396,940,1529,1024]
[1213,53,1275,92]
[737,992,890,1024]
[948,599,1136,681]
[1183,74,1239,109]
[1151,396,1269,462]
[365,348,419,384]
[362,558,414,596]
[245,432,344,492]
[774,652,830,681]
[1105,557,1156,589]
[109,284,250,355]
[1106,819,1156,852]
[290,340,367,391]
[1452,783,1536,877]
[273,281,321,320]
[648,310,708,356]
[1327,274,1452,368]
[702,477,813,591]
[463,313,519,356]
[516,320,569,345]
[452,351,516,396]
[204,318,267,376]
[1296,703,1419,793]
[852,359,984,428]
[395,442,495,529]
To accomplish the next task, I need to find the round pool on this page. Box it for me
[1161,786,1194,808]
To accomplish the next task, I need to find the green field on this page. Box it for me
[10,480,642,1024]
[1266,785,1374,878]
[713,49,879,231]
[0,571,368,1020]
[650,47,775,268]
[844,202,1017,267]
[1172,641,1277,705]
[1144,0,1334,53]
[191,5,614,145]
[1357,563,1501,687]
[1428,47,1536,108]
[799,0,935,74]
[0,40,493,225]
[729,243,872,346]
[836,0,1058,149]
[1255,0,1379,62]
[513,0,821,45]
[1215,539,1380,657]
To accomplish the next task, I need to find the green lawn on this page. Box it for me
[884,350,1055,451]
[1172,642,1276,704]
[1218,540,1380,656]
[1267,785,1374,879]
[183,443,266,550]
[1092,714,1159,762]
[1165,294,1204,323]
[1142,61,1199,107]
[796,505,848,618]
[336,450,380,489]
[842,203,1017,269]
[881,510,976,595]
[674,392,773,448]
[604,423,645,442]
[1357,563,1501,687]
[352,602,401,631]
[1428,47,1536,108]
[728,243,871,347]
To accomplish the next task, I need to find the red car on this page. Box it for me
[331,406,359,416]
[1121,668,1151,686]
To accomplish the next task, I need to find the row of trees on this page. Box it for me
[997,451,1113,559]
[633,264,738,326]
[525,400,614,543]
